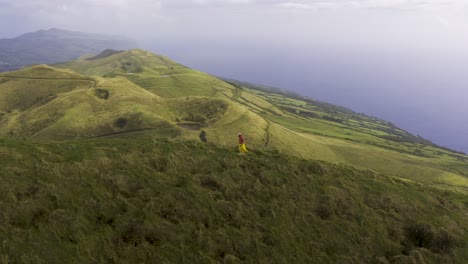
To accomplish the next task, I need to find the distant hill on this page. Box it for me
[0,28,137,72]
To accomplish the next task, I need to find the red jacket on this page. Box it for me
[238,134,245,144]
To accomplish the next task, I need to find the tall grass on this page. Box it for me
[0,137,466,263]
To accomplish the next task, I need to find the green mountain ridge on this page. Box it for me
[0,48,467,263]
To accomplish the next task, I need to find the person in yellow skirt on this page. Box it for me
[238,133,248,153]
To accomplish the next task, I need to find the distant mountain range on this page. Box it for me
[0,28,137,72]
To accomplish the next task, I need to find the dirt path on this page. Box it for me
[91,128,158,138]
[264,121,271,147]
[230,83,242,101]
[0,75,97,88]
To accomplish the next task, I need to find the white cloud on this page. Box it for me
[277,2,316,9]
[1,0,468,42]
[273,0,466,11]
[0,0,162,12]
[191,0,252,3]
[1,0,463,13]
[161,0,252,7]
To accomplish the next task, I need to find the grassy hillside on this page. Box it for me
[2,50,468,194]
[56,49,237,99]
[222,80,468,193]
[0,64,272,153]
[1,48,468,263]
[0,66,166,139]
[0,136,467,263]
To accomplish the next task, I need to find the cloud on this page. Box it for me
[0,0,170,38]
[191,0,252,4]
[1,0,463,14]
[1,0,467,41]
[277,2,316,9]
[275,1,343,11]
[274,0,466,11]
[161,0,252,8]
[0,0,162,12]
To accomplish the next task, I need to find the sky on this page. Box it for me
[1,0,468,152]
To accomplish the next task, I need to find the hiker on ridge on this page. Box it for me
[238,133,248,153]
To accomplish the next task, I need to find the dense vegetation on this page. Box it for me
[0,136,467,263]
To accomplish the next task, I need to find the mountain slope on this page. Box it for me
[0,63,268,149]
[223,80,468,192]
[0,28,137,72]
[0,49,467,263]
[0,65,199,139]
[55,49,278,147]
[56,49,241,99]
[1,49,466,192]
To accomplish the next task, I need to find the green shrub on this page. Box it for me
[431,230,456,253]
[199,175,224,192]
[404,223,434,249]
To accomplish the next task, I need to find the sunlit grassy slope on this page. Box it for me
[56,49,238,99]
[0,64,246,143]
[0,137,467,263]
[221,79,468,193]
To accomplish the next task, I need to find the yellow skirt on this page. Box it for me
[239,143,248,153]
